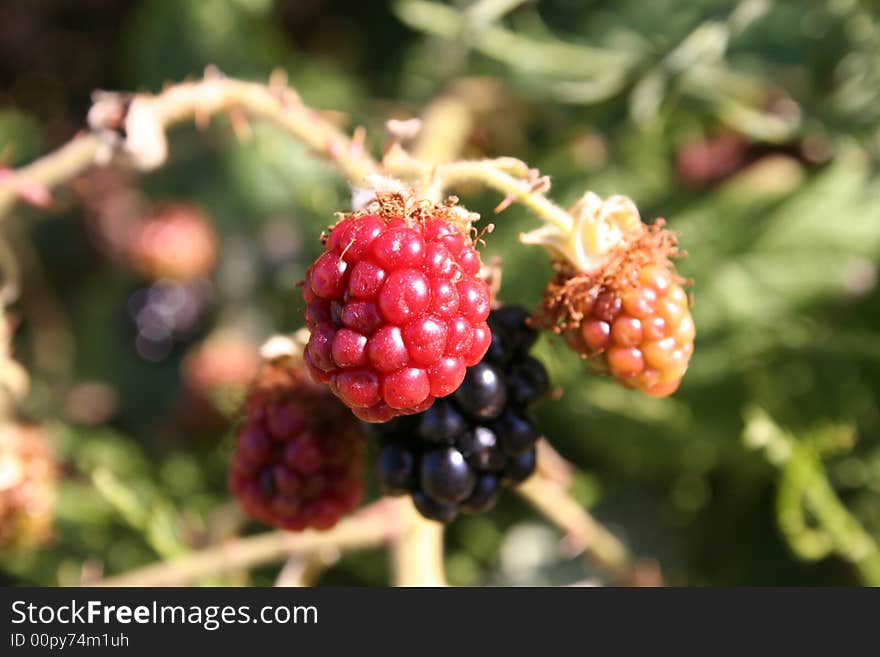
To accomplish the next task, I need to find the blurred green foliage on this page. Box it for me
[2,0,880,585]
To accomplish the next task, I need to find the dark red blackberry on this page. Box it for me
[230,358,364,531]
[369,305,548,522]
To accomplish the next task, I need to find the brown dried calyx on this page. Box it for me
[539,218,684,333]
[340,185,480,239]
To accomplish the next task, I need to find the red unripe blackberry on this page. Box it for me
[128,203,218,281]
[304,194,491,421]
[524,193,694,396]
[229,358,364,532]
[0,424,56,550]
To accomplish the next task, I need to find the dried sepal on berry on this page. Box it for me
[522,192,694,397]
[0,423,56,550]
[303,190,493,422]
[229,348,365,532]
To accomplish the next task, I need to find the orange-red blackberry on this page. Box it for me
[523,192,694,396]
[128,203,218,281]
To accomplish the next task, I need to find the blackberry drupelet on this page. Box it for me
[369,306,548,522]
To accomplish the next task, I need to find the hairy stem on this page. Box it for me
[0,135,101,218]
[436,159,573,231]
[384,146,573,232]
[115,72,378,180]
[0,71,378,221]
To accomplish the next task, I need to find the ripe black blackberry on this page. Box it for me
[368,306,549,522]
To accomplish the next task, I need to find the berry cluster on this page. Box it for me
[229,359,364,531]
[303,197,492,422]
[128,203,218,281]
[369,306,549,522]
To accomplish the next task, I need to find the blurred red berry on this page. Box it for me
[229,358,364,532]
[128,203,219,281]
[303,195,491,421]
[181,330,261,427]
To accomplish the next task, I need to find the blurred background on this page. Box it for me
[1,0,880,585]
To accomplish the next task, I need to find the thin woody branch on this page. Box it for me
[517,475,633,583]
[391,498,448,587]
[517,441,637,583]
[91,496,450,588]
[0,69,379,219]
[89,460,638,587]
[382,144,574,232]
[91,499,396,587]
[0,134,101,218]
